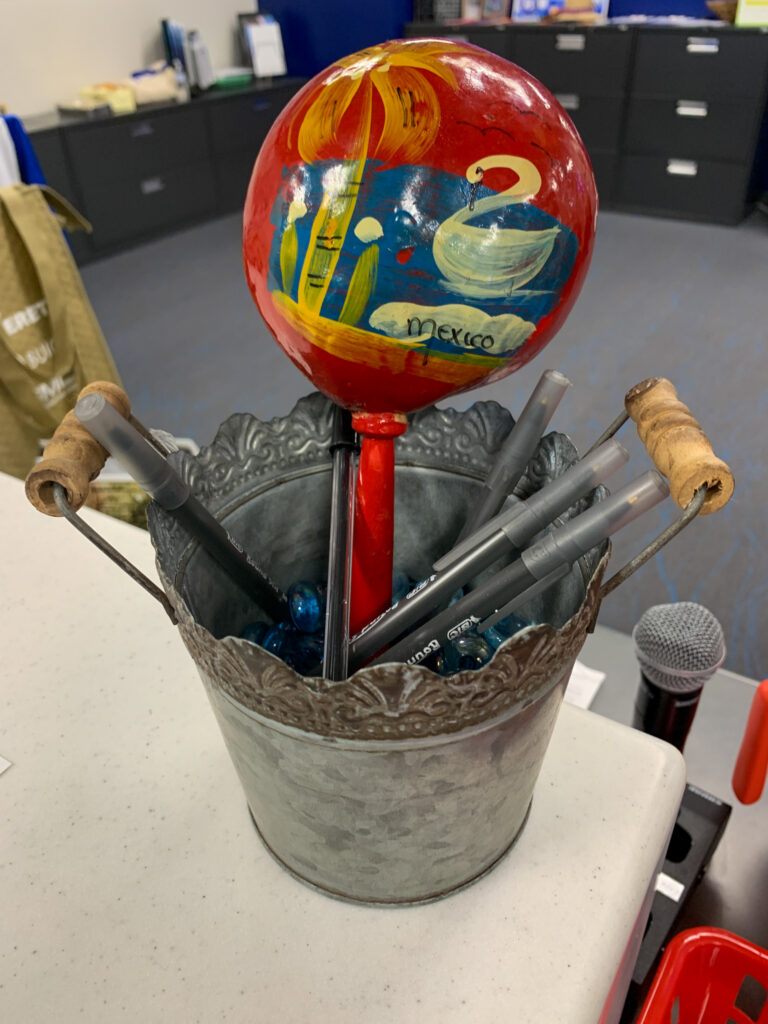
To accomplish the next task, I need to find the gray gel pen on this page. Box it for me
[348,439,629,670]
[74,393,288,621]
[455,369,571,543]
[368,470,669,668]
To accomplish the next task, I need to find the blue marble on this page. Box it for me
[288,581,327,634]
[435,633,495,675]
[240,620,270,646]
[483,613,531,650]
[263,621,324,676]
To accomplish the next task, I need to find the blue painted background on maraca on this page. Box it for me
[268,160,579,360]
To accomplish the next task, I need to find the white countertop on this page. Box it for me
[0,473,685,1023]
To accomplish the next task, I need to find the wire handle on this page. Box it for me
[598,484,706,601]
[24,382,180,622]
[51,483,177,623]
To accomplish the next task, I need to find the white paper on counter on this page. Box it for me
[564,660,606,709]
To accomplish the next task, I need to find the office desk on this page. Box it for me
[0,473,708,1023]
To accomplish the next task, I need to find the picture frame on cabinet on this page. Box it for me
[512,0,609,19]
[160,18,195,83]
[482,0,511,17]
[511,0,554,19]
[237,13,287,78]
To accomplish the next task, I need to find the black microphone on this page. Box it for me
[632,602,726,753]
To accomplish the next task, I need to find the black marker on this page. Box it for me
[322,406,358,680]
[455,369,571,543]
[369,470,669,668]
[74,393,288,621]
[348,439,629,670]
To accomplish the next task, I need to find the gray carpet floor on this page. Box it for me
[80,206,768,678]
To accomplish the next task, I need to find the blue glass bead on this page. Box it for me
[262,621,293,657]
[483,613,532,651]
[483,626,508,651]
[284,633,324,676]
[494,612,530,639]
[425,648,450,677]
[240,620,270,646]
[260,622,324,675]
[441,633,495,674]
[483,614,530,650]
[288,580,326,634]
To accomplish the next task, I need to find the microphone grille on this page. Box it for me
[632,602,726,692]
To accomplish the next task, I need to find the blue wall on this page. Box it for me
[608,0,718,16]
[265,1,415,77]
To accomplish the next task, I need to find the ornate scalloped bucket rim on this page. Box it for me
[148,393,609,904]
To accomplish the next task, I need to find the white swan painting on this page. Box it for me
[432,155,560,299]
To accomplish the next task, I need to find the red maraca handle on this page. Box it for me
[349,412,408,637]
[732,679,768,805]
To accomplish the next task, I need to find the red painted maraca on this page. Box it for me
[243,38,598,635]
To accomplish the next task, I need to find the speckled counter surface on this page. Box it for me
[1,473,685,1024]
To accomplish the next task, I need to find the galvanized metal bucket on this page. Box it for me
[147,392,609,905]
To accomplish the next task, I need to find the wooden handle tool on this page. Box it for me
[625,377,734,514]
[25,381,131,516]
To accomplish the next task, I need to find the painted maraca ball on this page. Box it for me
[243,38,597,416]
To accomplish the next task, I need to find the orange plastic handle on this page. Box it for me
[732,679,768,805]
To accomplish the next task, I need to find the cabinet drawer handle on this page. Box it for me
[556,93,580,111]
[686,36,720,54]
[556,33,585,52]
[130,121,155,139]
[140,177,166,195]
[666,159,698,178]
[676,100,709,118]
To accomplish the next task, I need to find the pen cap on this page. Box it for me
[514,439,630,536]
[435,439,627,572]
[485,369,571,491]
[74,393,189,510]
[522,470,669,580]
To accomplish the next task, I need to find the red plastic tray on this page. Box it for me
[637,927,768,1024]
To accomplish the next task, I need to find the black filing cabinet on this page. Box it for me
[206,81,304,215]
[615,26,768,224]
[24,81,305,260]
[28,126,94,263]
[404,21,514,58]
[404,21,768,223]
[62,105,217,249]
[510,24,633,205]
[405,22,634,206]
